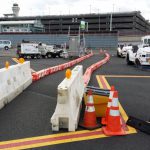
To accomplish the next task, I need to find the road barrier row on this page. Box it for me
[51,51,110,131]
[32,53,93,81]
[51,65,84,131]
[0,62,32,110]
[83,52,110,86]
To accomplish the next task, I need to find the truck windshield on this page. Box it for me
[143,38,150,45]
[148,39,150,45]
[144,39,147,44]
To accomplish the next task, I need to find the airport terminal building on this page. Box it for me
[0,11,150,34]
[0,6,150,49]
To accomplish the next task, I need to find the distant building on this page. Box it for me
[0,10,150,35]
[0,20,44,33]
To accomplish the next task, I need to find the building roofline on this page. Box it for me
[0,11,144,19]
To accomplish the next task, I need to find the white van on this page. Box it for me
[0,40,12,50]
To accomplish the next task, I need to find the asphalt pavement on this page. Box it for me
[0,56,17,68]
[0,53,150,150]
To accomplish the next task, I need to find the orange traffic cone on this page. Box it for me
[102,91,126,135]
[80,90,100,130]
[101,86,115,125]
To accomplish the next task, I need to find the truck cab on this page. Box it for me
[38,43,63,58]
[117,44,132,58]
[126,36,150,67]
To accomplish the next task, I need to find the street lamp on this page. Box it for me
[110,13,112,31]
[49,20,50,33]
[110,4,114,31]
[98,9,100,31]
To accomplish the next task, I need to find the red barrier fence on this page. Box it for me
[32,53,93,81]
[83,52,110,86]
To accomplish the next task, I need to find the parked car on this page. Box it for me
[0,40,11,50]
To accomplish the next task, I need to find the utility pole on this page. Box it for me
[98,9,100,31]
[110,4,114,31]
[49,20,50,33]
[110,13,112,31]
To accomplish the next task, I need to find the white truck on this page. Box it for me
[117,44,132,58]
[126,36,150,67]
[17,42,63,59]
[17,42,40,59]
[38,43,63,58]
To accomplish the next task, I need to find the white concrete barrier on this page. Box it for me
[0,62,32,109]
[51,65,84,131]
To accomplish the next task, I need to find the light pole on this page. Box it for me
[110,13,112,31]
[110,4,114,31]
[98,9,100,31]
[49,20,50,33]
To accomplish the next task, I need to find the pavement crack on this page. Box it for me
[25,90,56,100]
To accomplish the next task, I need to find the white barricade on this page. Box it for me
[51,65,84,131]
[0,61,32,109]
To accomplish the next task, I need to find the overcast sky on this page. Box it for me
[1,0,150,20]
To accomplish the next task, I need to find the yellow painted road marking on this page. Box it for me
[2,130,107,150]
[0,130,97,145]
[0,129,108,150]
[104,75,150,78]
[102,76,110,89]
[0,74,137,150]
[96,75,104,89]
[97,75,137,134]
[12,58,20,63]
[119,103,137,134]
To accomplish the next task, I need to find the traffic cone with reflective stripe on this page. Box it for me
[102,91,126,135]
[79,90,100,130]
[101,86,115,125]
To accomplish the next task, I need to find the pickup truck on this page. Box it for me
[126,45,150,67]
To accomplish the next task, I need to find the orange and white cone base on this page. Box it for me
[102,116,126,135]
[102,86,115,125]
[102,91,126,136]
[79,90,101,130]
[80,105,100,130]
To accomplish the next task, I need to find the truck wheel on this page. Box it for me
[31,55,34,59]
[52,54,56,58]
[4,46,9,50]
[47,53,51,58]
[135,59,142,68]
[120,53,124,58]
[126,54,133,65]
[37,54,41,59]
[58,54,61,58]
